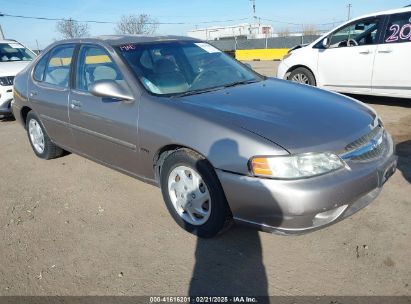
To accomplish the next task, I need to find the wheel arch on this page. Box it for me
[286,65,317,84]
[153,144,209,184]
[20,106,32,129]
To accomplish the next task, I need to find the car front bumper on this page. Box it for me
[276,60,290,79]
[216,134,397,235]
[0,85,14,115]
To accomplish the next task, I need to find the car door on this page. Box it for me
[317,17,383,94]
[372,11,411,98]
[28,44,76,148]
[68,44,140,175]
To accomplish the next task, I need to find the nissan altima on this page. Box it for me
[12,36,397,237]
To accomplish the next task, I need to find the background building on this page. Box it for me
[187,23,273,40]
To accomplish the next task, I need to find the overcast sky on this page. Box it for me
[0,0,409,49]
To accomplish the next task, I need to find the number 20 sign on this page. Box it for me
[386,23,411,43]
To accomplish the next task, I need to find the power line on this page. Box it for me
[260,17,345,27]
[0,12,345,28]
[0,13,250,25]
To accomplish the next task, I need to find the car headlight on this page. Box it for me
[250,152,344,179]
[0,76,13,86]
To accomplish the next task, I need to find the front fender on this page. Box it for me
[138,95,288,180]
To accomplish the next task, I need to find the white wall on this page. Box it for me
[188,24,273,40]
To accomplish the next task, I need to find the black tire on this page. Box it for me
[288,67,316,86]
[160,149,232,238]
[26,111,64,160]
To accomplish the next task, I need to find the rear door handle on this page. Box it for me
[29,91,38,97]
[359,50,371,54]
[378,49,393,54]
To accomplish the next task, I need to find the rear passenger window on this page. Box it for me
[44,45,75,87]
[75,45,124,91]
[33,54,49,82]
[384,12,411,44]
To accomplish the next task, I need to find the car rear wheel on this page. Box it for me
[288,67,316,86]
[160,149,232,238]
[26,111,64,160]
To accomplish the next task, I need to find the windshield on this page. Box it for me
[0,43,36,62]
[117,41,262,96]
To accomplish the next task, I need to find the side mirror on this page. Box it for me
[89,80,133,102]
[355,24,365,31]
[322,37,330,49]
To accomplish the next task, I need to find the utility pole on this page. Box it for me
[0,24,4,40]
[0,12,4,39]
[250,0,257,24]
[347,4,352,21]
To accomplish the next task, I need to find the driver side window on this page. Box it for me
[75,45,124,92]
[329,18,380,48]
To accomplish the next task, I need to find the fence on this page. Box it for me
[208,35,321,60]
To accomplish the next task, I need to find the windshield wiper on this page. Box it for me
[171,79,259,98]
[171,86,224,98]
[223,79,259,88]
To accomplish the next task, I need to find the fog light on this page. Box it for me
[313,205,348,227]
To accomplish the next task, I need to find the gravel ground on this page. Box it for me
[0,61,410,296]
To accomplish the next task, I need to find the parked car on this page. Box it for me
[277,6,411,99]
[0,40,36,117]
[12,36,397,237]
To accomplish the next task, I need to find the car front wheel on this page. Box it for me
[160,149,232,238]
[288,67,316,86]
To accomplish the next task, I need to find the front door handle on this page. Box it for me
[378,49,393,54]
[70,100,82,110]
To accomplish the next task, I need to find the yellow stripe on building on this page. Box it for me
[235,49,289,61]
[85,55,111,64]
[49,55,111,67]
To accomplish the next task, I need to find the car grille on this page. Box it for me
[340,125,387,162]
[0,76,15,86]
[348,141,386,161]
[344,125,382,152]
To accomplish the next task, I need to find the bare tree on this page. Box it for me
[277,28,291,37]
[115,14,158,35]
[302,24,319,36]
[56,18,90,39]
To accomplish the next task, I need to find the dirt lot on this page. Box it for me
[0,61,410,297]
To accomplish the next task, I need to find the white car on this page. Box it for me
[0,40,36,117]
[277,6,411,99]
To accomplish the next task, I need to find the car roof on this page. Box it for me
[309,6,411,46]
[353,6,411,20]
[54,35,200,47]
[0,39,23,44]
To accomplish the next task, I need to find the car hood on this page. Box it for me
[288,43,309,53]
[179,79,377,154]
[0,61,31,77]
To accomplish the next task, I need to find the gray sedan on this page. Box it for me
[12,35,397,238]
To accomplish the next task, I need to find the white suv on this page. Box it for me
[0,40,36,117]
[277,6,411,99]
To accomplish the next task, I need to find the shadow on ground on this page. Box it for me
[346,94,411,108]
[0,115,15,122]
[189,226,268,296]
[396,140,411,184]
